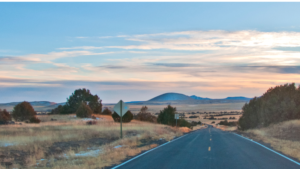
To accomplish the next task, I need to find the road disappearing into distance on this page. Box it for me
[112,126,300,169]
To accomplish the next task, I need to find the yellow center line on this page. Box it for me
[208,147,211,151]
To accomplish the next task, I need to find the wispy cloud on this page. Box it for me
[58,46,104,50]
[3,30,300,102]
[107,30,300,51]
[24,50,113,61]
[0,56,38,64]
[148,63,201,68]
[75,37,89,39]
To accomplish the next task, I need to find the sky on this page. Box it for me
[1,2,300,103]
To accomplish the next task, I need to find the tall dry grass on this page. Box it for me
[246,120,300,160]
[0,115,171,149]
[0,114,183,168]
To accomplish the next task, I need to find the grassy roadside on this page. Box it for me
[0,114,188,169]
[215,120,300,161]
[214,125,237,131]
[242,120,300,161]
[215,119,300,162]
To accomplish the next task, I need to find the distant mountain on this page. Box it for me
[0,101,57,106]
[224,97,251,100]
[125,101,144,103]
[148,93,195,101]
[0,94,252,110]
[0,101,66,112]
[190,95,211,100]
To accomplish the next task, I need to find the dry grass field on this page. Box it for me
[0,114,185,169]
[195,114,242,125]
[0,102,246,113]
[243,120,300,161]
[0,102,242,168]
[104,103,244,125]
[104,102,245,114]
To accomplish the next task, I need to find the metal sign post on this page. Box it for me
[113,100,129,139]
[120,101,122,139]
[175,113,179,127]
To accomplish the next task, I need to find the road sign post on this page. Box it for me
[113,100,129,139]
[120,101,122,138]
[175,113,179,127]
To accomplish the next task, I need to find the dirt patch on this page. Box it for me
[178,127,191,133]
[48,137,118,155]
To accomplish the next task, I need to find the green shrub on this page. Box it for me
[157,105,176,126]
[178,119,192,128]
[102,108,112,115]
[157,105,193,128]
[239,83,300,130]
[135,106,157,123]
[12,102,36,121]
[76,102,93,118]
[191,121,201,126]
[219,120,237,126]
[112,110,133,123]
[0,109,11,125]
[29,116,41,123]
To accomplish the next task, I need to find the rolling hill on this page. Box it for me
[190,95,211,100]
[224,96,251,100]
[0,101,65,112]
[0,93,252,111]
[148,93,194,101]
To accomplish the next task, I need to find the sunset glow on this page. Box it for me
[1,3,300,103]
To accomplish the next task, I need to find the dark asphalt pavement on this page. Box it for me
[113,126,300,169]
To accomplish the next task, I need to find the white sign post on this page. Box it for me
[175,113,179,127]
[113,100,129,139]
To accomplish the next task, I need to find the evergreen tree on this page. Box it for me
[239,83,300,130]
[157,105,176,126]
[76,102,93,118]
[58,88,102,114]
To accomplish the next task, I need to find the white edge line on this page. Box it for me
[233,133,300,166]
[111,134,188,169]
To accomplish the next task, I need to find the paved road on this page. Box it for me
[113,126,300,169]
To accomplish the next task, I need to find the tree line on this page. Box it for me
[239,83,300,130]
[1,88,196,128]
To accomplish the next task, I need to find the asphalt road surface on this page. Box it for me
[113,126,300,169]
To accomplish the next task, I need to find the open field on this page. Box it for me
[0,102,245,113]
[105,102,245,114]
[242,120,300,161]
[104,103,244,125]
[195,114,242,125]
[0,114,188,169]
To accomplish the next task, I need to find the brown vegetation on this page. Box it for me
[135,106,157,123]
[244,120,300,160]
[0,114,183,168]
[0,109,11,124]
[12,102,37,122]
